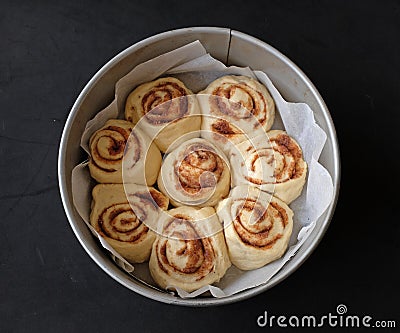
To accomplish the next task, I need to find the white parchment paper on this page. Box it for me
[71,41,334,298]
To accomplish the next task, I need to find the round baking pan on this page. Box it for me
[58,27,340,306]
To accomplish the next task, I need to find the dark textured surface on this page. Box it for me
[1,0,399,332]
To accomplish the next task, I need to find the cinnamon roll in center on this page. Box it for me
[176,147,224,195]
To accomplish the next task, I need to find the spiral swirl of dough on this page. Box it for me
[209,78,272,126]
[231,130,307,203]
[216,186,293,270]
[177,143,225,194]
[125,77,201,152]
[140,81,189,124]
[89,120,134,183]
[198,75,275,155]
[149,206,231,292]
[90,184,169,263]
[158,138,230,207]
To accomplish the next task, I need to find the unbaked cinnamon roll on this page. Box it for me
[90,183,169,263]
[217,186,293,270]
[88,119,161,185]
[198,75,275,155]
[230,130,307,204]
[125,77,201,153]
[157,138,230,207]
[149,206,231,292]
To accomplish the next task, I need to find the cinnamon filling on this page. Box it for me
[98,203,148,243]
[243,134,304,184]
[175,144,225,194]
[210,82,267,125]
[233,199,288,248]
[211,119,241,137]
[141,82,189,124]
[271,134,304,180]
[90,125,136,172]
[156,217,215,280]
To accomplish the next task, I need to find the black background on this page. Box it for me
[1,0,399,332]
